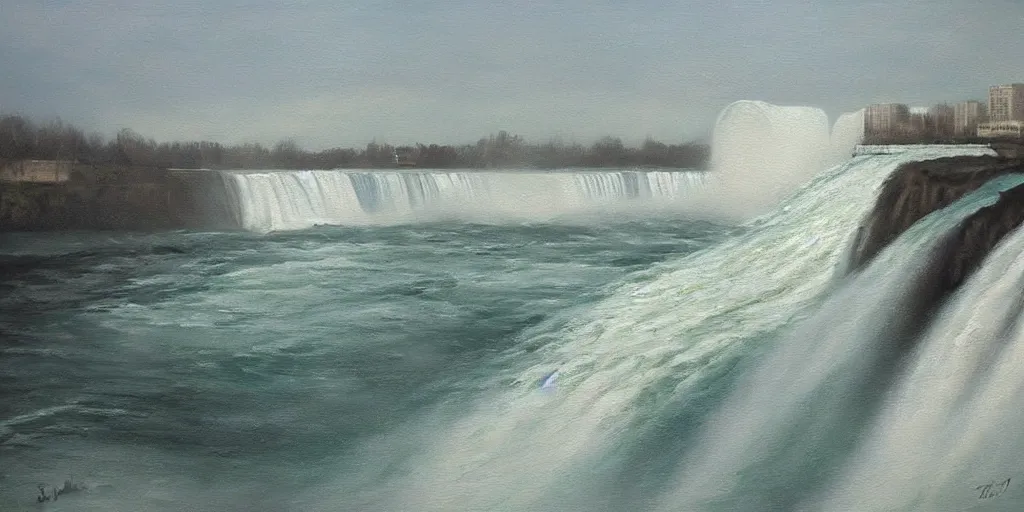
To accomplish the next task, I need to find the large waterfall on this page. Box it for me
[817,216,1024,511]
[9,96,1024,512]
[221,170,708,232]
[299,144,1002,512]
[657,173,1024,511]
[219,101,866,232]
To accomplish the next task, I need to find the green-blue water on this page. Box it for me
[0,219,726,511]
[4,146,1024,512]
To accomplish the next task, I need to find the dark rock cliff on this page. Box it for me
[166,171,241,230]
[847,155,1024,272]
[930,182,1024,295]
[0,181,176,231]
[0,166,241,231]
[843,154,1024,358]
[854,181,1024,357]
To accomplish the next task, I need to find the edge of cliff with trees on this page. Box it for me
[0,115,710,171]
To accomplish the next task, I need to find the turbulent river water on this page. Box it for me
[0,213,728,512]
[4,103,1024,512]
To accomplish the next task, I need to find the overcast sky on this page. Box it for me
[2,0,1023,150]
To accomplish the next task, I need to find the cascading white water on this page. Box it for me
[223,101,866,232]
[221,170,708,232]
[224,171,369,232]
[654,173,1024,512]
[814,218,1024,512]
[301,145,997,512]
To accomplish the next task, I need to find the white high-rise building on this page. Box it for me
[864,103,910,136]
[988,84,1024,122]
[954,101,987,136]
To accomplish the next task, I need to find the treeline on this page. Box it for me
[0,115,709,170]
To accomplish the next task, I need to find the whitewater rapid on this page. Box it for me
[816,199,1024,511]
[11,94,1024,512]
[658,173,1024,511]
[187,101,1017,512]
[300,144,999,512]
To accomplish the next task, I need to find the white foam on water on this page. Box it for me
[655,173,1024,512]
[303,145,995,512]
[813,225,1024,512]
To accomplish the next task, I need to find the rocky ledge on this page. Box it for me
[0,166,238,231]
[932,182,1024,294]
[844,151,1024,355]
[848,155,1024,273]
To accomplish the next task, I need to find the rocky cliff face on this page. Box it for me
[883,181,1024,353]
[847,155,1024,272]
[166,171,240,230]
[0,181,175,231]
[931,182,1024,295]
[0,166,241,231]
[842,154,1024,353]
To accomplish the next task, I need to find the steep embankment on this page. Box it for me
[933,181,1024,295]
[0,166,238,231]
[839,154,1024,357]
[848,155,1024,272]
[166,170,239,230]
[0,184,173,231]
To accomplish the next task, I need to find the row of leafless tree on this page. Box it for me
[0,116,709,170]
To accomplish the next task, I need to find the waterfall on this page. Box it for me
[815,218,1024,511]
[300,146,1002,512]
[223,171,369,232]
[220,170,708,232]
[656,173,1024,512]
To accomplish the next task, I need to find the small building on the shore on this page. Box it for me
[977,120,1024,139]
[394,147,418,168]
[0,160,74,183]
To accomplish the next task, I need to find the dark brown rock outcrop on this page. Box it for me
[848,156,1024,272]
[861,180,1024,356]
[832,158,1024,399]
[991,142,1024,159]
[0,167,240,231]
[930,182,1024,296]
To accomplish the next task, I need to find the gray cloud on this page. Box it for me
[2,0,1022,149]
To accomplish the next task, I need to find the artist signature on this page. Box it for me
[976,478,1011,500]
